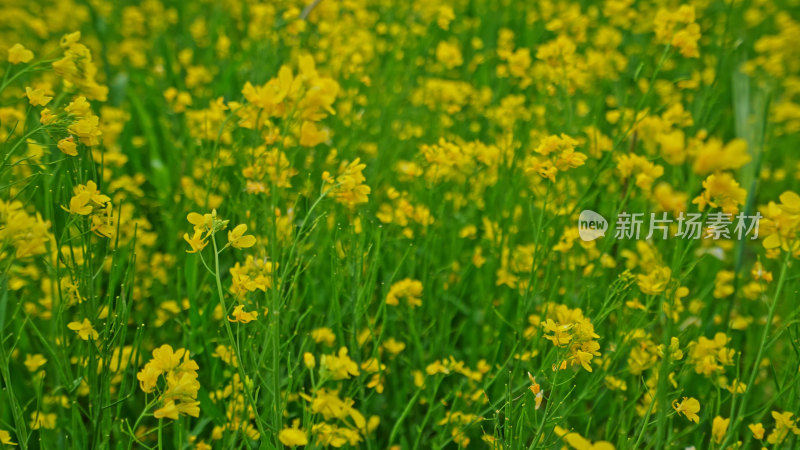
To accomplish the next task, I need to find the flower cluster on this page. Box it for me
[184,210,255,253]
[136,345,201,420]
[542,304,602,372]
[385,278,423,308]
[62,181,114,238]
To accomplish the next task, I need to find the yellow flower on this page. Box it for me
[62,181,110,216]
[687,333,735,376]
[692,172,747,215]
[241,64,294,111]
[0,429,17,446]
[65,193,92,215]
[299,121,329,147]
[154,400,179,420]
[382,338,406,355]
[535,134,578,156]
[554,425,615,450]
[187,210,227,234]
[24,354,47,372]
[672,397,700,423]
[327,158,371,208]
[767,411,800,444]
[30,412,57,430]
[25,87,52,107]
[80,180,110,204]
[65,96,92,118]
[183,230,208,253]
[310,327,336,346]
[749,423,765,440]
[760,191,800,252]
[57,136,78,156]
[574,350,595,372]
[385,278,423,308]
[150,345,185,372]
[67,319,99,341]
[7,43,33,64]
[320,347,360,380]
[671,23,701,58]
[137,345,201,420]
[637,266,671,296]
[67,115,102,146]
[616,153,664,191]
[724,378,747,395]
[227,224,256,249]
[654,6,701,58]
[436,41,463,69]
[525,134,586,182]
[303,352,316,369]
[555,148,588,171]
[175,400,200,418]
[312,422,361,447]
[137,363,160,393]
[40,108,56,125]
[528,372,543,410]
[228,305,258,323]
[604,376,628,392]
[712,416,729,444]
[278,424,308,447]
[692,138,750,175]
[751,261,773,282]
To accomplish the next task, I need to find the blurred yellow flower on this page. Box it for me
[749,422,765,440]
[672,397,700,423]
[67,319,98,341]
[0,429,17,446]
[24,354,47,372]
[228,305,258,323]
[7,43,33,64]
[25,87,52,106]
[279,424,309,447]
[57,136,78,156]
[712,416,729,444]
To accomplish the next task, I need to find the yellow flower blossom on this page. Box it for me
[672,397,700,423]
[279,424,309,447]
[25,87,52,106]
[320,347,360,380]
[0,429,16,446]
[67,115,103,146]
[303,352,315,368]
[228,305,258,323]
[749,423,765,440]
[767,411,800,445]
[24,354,47,372]
[183,229,208,253]
[57,136,78,156]
[554,425,615,450]
[7,43,33,64]
[712,416,729,444]
[227,224,256,249]
[692,172,746,215]
[385,278,423,308]
[311,327,336,346]
[67,319,98,340]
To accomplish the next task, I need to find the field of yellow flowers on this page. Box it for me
[1,0,800,448]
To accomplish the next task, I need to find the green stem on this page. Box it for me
[0,343,27,450]
[210,234,268,440]
[721,250,792,448]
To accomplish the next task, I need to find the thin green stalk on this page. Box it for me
[721,250,792,448]
[210,234,268,440]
